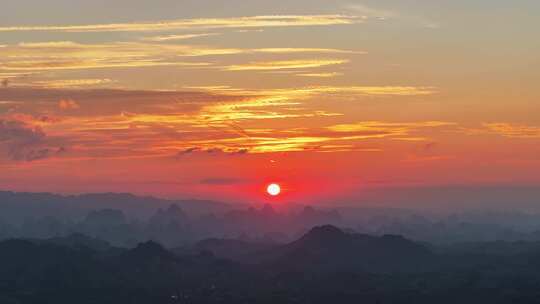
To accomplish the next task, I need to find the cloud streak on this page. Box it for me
[484,123,540,138]
[224,59,349,71]
[141,33,219,42]
[346,4,439,28]
[328,121,455,133]
[0,41,358,73]
[0,15,361,33]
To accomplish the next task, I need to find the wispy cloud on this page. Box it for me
[253,48,362,54]
[141,33,219,42]
[346,3,439,28]
[484,123,540,138]
[205,85,436,97]
[0,41,358,73]
[224,59,349,71]
[0,87,248,116]
[171,119,453,154]
[327,121,455,140]
[0,41,223,71]
[346,4,398,20]
[26,79,114,89]
[296,72,343,78]
[317,86,437,96]
[329,121,453,130]
[0,15,361,32]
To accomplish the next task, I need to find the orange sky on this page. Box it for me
[0,0,539,206]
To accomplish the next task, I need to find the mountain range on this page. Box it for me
[4,225,540,303]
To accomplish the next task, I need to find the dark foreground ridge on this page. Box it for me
[3,225,540,303]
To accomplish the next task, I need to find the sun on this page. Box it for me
[267,183,281,196]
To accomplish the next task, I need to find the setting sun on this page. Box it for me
[0,1,539,302]
[267,183,281,196]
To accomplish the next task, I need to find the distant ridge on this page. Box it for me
[0,190,231,224]
[45,233,114,252]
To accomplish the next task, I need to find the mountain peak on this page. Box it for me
[126,240,174,260]
[298,225,348,245]
[307,225,346,237]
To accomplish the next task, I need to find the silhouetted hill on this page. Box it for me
[442,240,540,256]
[0,239,114,292]
[120,240,176,263]
[254,225,436,273]
[177,238,276,261]
[296,224,349,245]
[6,226,540,303]
[45,233,115,252]
[110,241,185,288]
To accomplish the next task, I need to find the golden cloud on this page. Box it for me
[328,121,454,132]
[484,123,540,138]
[224,59,349,71]
[28,79,114,89]
[296,72,343,78]
[0,15,361,32]
[327,121,455,142]
[0,83,445,163]
[0,41,358,73]
[192,85,436,97]
[58,99,80,110]
[141,33,219,42]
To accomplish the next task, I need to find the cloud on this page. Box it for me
[232,149,249,155]
[252,48,362,54]
[176,147,201,156]
[224,59,349,71]
[346,3,439,28]
[0,72,32,83]
[483,123,540,138]
[296,72,343,78]
[0,87,246,116]
[0,41,358,73]
[0,85,443,162]
[0,41,216,72]
[0,15,361,33]
[141,33,219,42]
[0,119,45,143]
[30,79,114,89]
[326,121,455,142]
[11,148,50,161]
[346,4,398,20]
[328,121,453,132]
[176,147,250,157]
[323,86,436,96]
[203,85,436,98]
[58,99,80,110]
[0,118,63,161]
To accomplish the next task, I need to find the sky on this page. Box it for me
[0,0,539,207]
